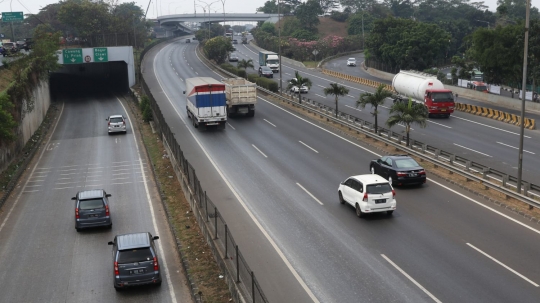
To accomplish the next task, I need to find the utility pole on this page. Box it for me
[517,0,530,194]
[278,0,282,93]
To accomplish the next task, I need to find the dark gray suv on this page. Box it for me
[108,232,162,290]
[72,189,112,231]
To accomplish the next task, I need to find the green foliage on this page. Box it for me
[324,83,350,117]
[232,25,246,33]
[257,0,279,13]
[295,0,323,31]
[140,95,153,122]
[330,11,349,22]
[282,17,302,36]
[247,73,260,83]
[237,59,254,70]
[195,29,210,42]
[291,29,318,41]
[220,63,239,75]
[287,71,312,102]
[237,69,247,79]
[260,22,277,35]
[386,98,428,147]
[204,37,234,64]
[256,77,279,92]
[356,84,393,132]
[0,92,16,142]
[320,0,339,15]
[58,0,112,36]
[366,17,451,70]
[347,13,375,35]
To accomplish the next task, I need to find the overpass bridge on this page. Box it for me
[157,13,280,26]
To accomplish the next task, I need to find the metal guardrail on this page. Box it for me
[196,47,540,209]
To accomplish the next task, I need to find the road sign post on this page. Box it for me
[93,48,108,62]
[62,49,83,64]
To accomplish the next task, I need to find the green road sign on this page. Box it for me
[63,49,83,64]
[94,48,108,62]
[2,12,24,22]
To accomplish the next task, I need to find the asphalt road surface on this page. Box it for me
[0,92,192,302]
[230,44,540,188]
[142,37,540,303]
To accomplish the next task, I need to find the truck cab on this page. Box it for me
[424,90,455,117]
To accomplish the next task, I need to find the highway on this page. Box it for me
[0,90,191,302]
[142,37,540,303]
[230,43,540,186]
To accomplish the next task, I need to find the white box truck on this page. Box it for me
[184,77,227,129]
[222,78,257,117]
[259,50,280,73]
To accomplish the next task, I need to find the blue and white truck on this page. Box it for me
[184,77,227,129]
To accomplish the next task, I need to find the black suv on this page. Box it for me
[370,155,426,186]
[108,232,162,290]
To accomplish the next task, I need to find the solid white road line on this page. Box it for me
[0,102,64,234]
[252,144,268,158]
[347,95,355,98]
[264,119,277,127]
[453,143,492,157]
[466,243,539,287]
[315,94,327,99]
[496,142,535,154]
[317,84,326,88]
[428,120,452,128]
[345,105,361,112]
[296,183,324,205]
[381,254,443,303]
[299,141,319,153]
[226,122,235,130]
[453,116,531,138]
[117,97,177,303]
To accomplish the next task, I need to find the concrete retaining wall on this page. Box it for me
[0,80,51,173]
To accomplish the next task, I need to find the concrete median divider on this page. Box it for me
[321,68,397,93]
[455,102,536,129]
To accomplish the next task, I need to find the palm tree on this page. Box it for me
[386,97,428,147]
[356,84,393,133]
[287,71,312,103]
[237,58,254,70]
[324,83,349,117]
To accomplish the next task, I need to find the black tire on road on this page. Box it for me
[387,210,394,215]
[356,203,364,218]
[339,191,345,204]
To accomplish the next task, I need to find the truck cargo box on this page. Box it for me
[222,78,257,117]
[185,77,227,129]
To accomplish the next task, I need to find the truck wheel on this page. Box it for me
[247,110,255,117]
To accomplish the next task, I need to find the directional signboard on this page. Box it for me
[93,48,108,62]
[2,12,24,22]
[63,49,83,64]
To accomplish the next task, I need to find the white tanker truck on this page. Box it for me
[392,70,455,118]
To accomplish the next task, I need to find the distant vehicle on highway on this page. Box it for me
[23,38,33,51]
[369,155,426,186]
[186,38,191,43]
[347,58,356,66]
[107,115,127,134]
[107,232,162,290]
[258,66,273,78]
[232,39,238,44]
[72,189,113,231]
[2,42,18,56]
[338,174,396,217]
[290,83,308,93]
[467,81,488,93]
[228,53,238,62]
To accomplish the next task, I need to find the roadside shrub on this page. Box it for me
[220,63,238,76]
[247,73,259,83]
[140,95,153,122]
[330,11,349,22]
[237,69,247,79]
[256,77,278,92]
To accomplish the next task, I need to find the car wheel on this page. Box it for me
[388,176,393,186]
[114,286,122,291]
[156,281,162,287]
[370,166,375,174]
[76,228,80,232]
[339,191,345,204]
[387,210,394,215]
[355,203,364,218]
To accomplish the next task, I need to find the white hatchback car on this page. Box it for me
[338,174,396,217]
[290,85,309,93]
[347,58,356,66]
[107,115,127,134]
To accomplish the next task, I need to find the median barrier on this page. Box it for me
[455,102,535,130]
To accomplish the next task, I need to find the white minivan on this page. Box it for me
[338,174,396,217]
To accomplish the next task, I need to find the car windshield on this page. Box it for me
[79,198,104,210]
[262,67,271,71]
[117,248,153,263]
[431,92,454,103]
[475,85,487,91]
[394,158,420,168]
[366,183,392,194]
[267,60,279,64]
[110,117,123,123]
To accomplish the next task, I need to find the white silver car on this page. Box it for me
[290,85,309,94]
[347,58,356,66]
[338,174,396,217]
[107,115,127,134]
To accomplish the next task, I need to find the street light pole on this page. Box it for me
[220,0,226,36]
[517,0,531,194]
[278,0,282,93]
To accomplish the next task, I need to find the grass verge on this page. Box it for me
[126,91,232,302]
[302,61,319,68]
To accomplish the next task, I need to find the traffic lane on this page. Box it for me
[175,41,540,301]
[147,41,318,303]
[231,98,540,302]
[233,46,540,180]
[0,95,183,302]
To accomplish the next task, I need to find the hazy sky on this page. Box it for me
[0,0,539,20]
